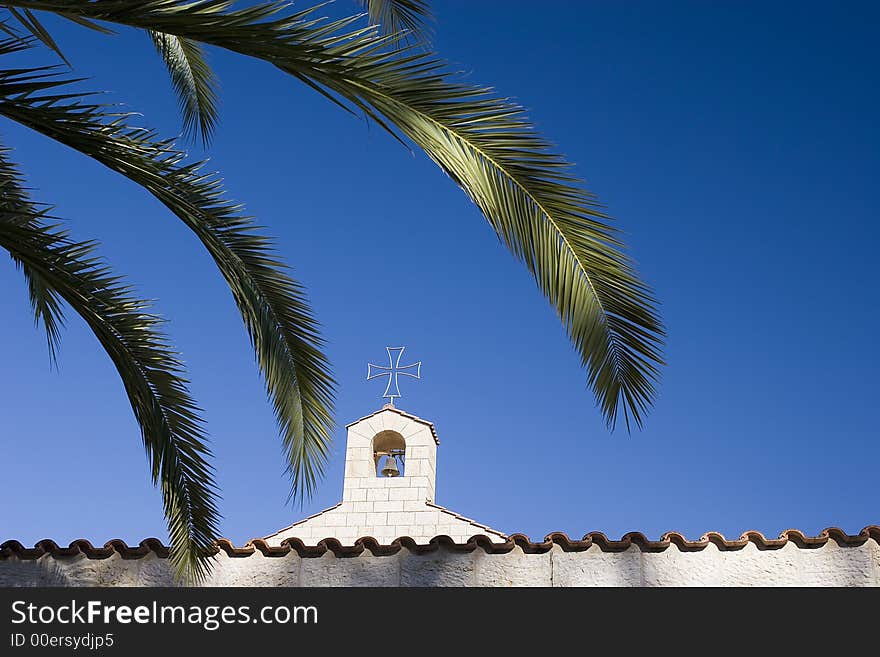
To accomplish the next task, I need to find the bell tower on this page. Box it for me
[342,404,438,505]
[264,347,506,546]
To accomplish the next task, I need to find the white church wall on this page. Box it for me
[263,406,507,546]
[6,405,876,587]
[2,540,877,587]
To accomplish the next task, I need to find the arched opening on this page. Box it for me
[372,430,405,477]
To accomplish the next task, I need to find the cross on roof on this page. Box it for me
[367,346,421,407]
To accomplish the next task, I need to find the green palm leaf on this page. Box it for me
[360,0,433,46]
[0,149,65,362]
[11,0,664,428]
[0,149,219,582]
[5,5,68,63]
[24,267,64,363]
[148,30,219,144]
[0,60,335,502]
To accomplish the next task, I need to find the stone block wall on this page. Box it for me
[265,502,507,546]
[264,406,507,546]
[342,408,437,504]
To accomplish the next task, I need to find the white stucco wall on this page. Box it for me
[2,540,877,587]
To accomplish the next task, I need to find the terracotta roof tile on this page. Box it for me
[3,526,877,561]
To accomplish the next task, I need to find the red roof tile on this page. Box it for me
[3,526,877,560]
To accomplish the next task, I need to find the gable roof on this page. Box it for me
[262,502,343,538]
[260,501,509,544]
[346,405,440,445]
[426,502,508,540]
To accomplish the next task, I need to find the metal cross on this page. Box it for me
[367,346,421,406]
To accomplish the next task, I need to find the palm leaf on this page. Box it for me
[13,0,665,428]
[360,0,433,46]
[58,12,115,35]
[0,154,64,362]
[148,30,219,144]
[0,60,335,502]
[25,268,64,363]
[0,149,220,582]
[0,6,216,140]
[4,5,68,63]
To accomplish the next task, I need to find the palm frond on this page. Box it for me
[148,30,219,144]
[4,5,68,63]
[25,268,65,363]
[360,0,433,46]
[10,0,665,428]
[0,149,220,582]
[0,59,336,501]
[58,12,115,35]
[2,7,218,140]
[0,152,64,362]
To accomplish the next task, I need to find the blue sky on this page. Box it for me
[1,1,877,546]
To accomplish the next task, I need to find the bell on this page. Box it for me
[381,455,400,478]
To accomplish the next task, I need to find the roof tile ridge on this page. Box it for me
[3,526,878,560]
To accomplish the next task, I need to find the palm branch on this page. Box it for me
[360,0,433,46]
[3,1,428,143]
[0,59,336,504]
[2,5,219,142]
[0,146,220,582]
[6,0,664,428]
[148,30,219,144]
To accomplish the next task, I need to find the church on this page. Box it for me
[2,348,878,586]
[264,404,508,548]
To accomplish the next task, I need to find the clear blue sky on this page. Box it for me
[2,1,878,546]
